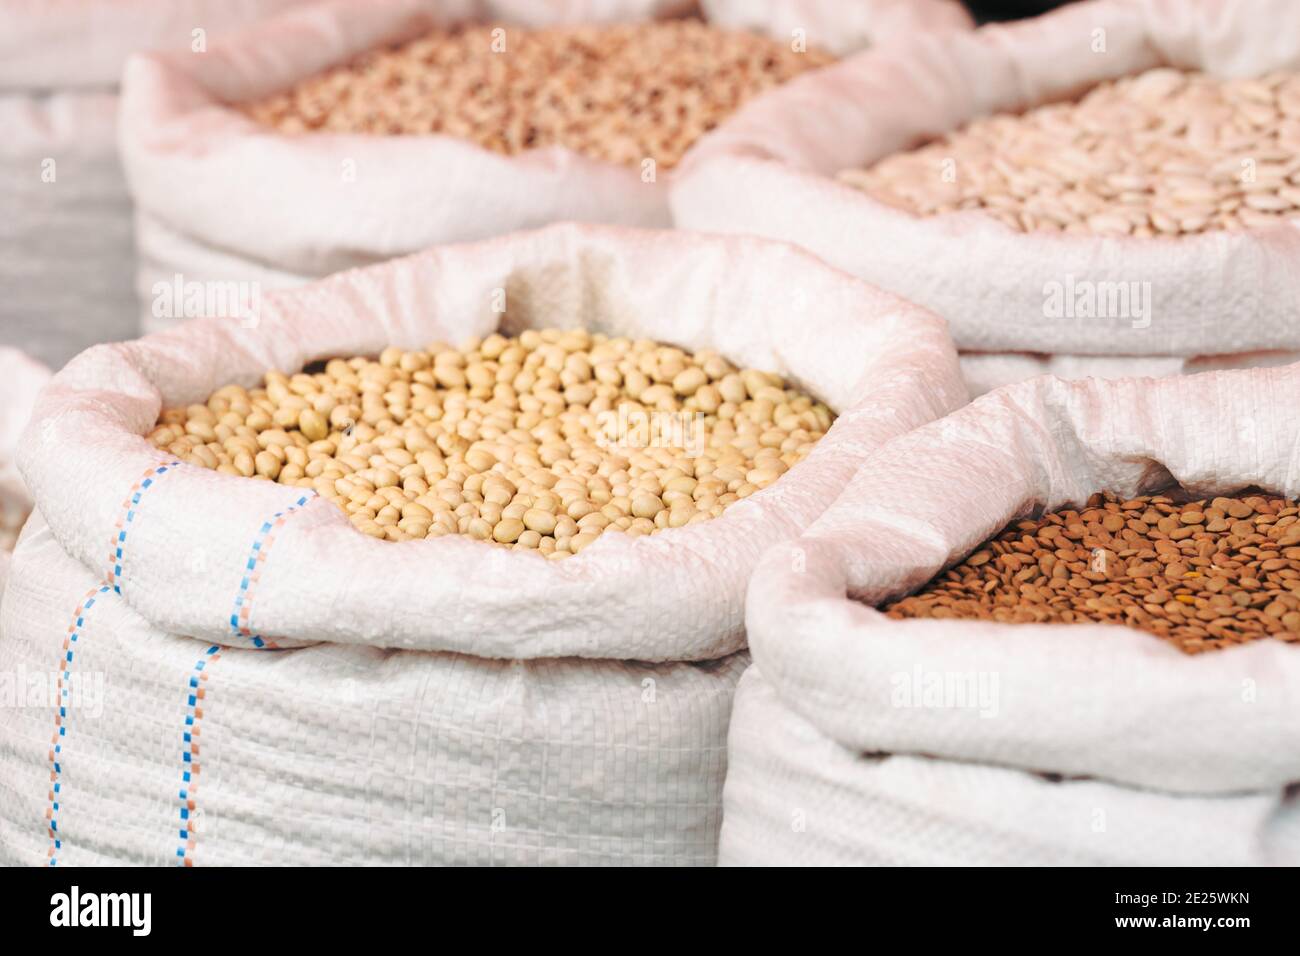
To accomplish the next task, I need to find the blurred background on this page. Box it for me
[964,1,1074,21]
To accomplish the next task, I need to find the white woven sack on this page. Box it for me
[672,0,1300,385]
[0,224,964,865]
[120,0,700,333]
[701,0,971,56]
[722,667,1300,866]
[725,366,1300,866]
[960,349,1300,398]
[0,0,315,369]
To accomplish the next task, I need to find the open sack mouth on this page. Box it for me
[727,360,1300,867]
[740,365,1300,804]
[17,223,964,658]
[671,0,1300,365]
[0,215,969,868]
[682,3,1300,241]
[833,376,1300,657]
[118,0,896,293]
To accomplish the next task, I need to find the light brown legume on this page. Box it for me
[150,329,833,556]
[242,20,834,169]
[841,68,1300,236]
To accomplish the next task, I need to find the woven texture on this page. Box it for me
[0,0,322,368]
[673,0,1300,359]
[721,668,1300,866]
[119,0,678,330]
[0,92,136,370]
[0,224,963,865]
[0,517,749,866]
[120,0,917,330]
[960,349,1300,397]
[725,366,1300,865]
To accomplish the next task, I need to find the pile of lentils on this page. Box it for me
[885,492,1300,653]
[148,329,834,557]
[242,20,835,168]
[841,68,1300,235]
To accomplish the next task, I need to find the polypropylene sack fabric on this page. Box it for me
[0,511,751,866]
[721,667,1300,866]
[0,92,136,370]
[725,365,1300,865]
[133,210,310,335]
[0,224,965,865]
[960,349,1300,398]
[119,0,703,331]
[701,0,972,56]
[672,0,1300,362]
[0,0,319,369]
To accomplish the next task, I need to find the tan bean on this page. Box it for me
[155,333,831,556]
[254,450,281,480]
[492,518,526,544]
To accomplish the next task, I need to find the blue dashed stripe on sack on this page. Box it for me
[175,644,221,867]
[45,585,111,866]
[229,494,315,649]
[174,493,315,865]
[107,461,181,593]
[47,457,180,864]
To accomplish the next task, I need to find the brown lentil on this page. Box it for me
[884,492,1300,653]
[840,68,1300,236]
[242,20,835,169]
[149,329,833,557]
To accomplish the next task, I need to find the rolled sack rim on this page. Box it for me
[116,0,681,273]
[671,0,1300,356]
[18,222,964,662]
[745,367,1300,792]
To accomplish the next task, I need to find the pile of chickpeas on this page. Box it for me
[149,329,834,557]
